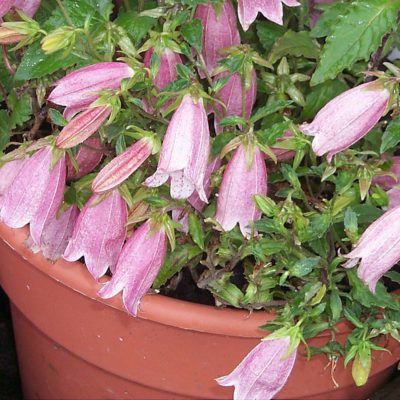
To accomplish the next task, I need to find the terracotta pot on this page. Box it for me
[0,223,399,400]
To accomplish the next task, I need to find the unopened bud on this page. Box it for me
[41,27,76,54]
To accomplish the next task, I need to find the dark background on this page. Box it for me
[0,285,398,400]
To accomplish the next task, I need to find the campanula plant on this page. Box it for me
[0,0,400,399]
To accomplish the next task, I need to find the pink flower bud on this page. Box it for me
[92,138,152,194]
[301,81,391,162]
[195,0,240,76]
[0,159,26,208]
[215,144,267,238]
[214,70,257,133]
[56,105,111,149]
[217,337,297,400]
[66,137,105,180]
[238,0,300,30]
[373,156,400,190]
[63,190,128,280]
[143,48,182,91]
[48,62,134,109]
[27,205,79,261]
[0,147,65,229]
[145,95,210,202]
[343,205,400,292]
[272,130,295,161]
[98,220,167,316]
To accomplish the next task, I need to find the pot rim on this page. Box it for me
[0,223,354,338]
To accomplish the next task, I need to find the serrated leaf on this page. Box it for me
[257,20,285,52]
[310,2,350,38]
[380,115,400,153]
[311,0,399,85]
[268,30,320,64]
[8,92,32,129]
[291,257,320,278]
[181,19,203,53]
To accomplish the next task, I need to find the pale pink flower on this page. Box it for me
[0,159,26,208]
[195,0,240,76]
[56,105,111,149]
[92,138,153,193]
[301,81,391,162]
[145,95,210,202]
[217,337,297,400]
[343,205,400,292]
[215,144,267,238]
[238,0,300,30]
[0,0,41,17]
[66,137,105,180]
[0,147,65,229]
[63,190,127,280]
[98,220,167,316]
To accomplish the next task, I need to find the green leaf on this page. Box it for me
[211,131,235,158]
[302,80,348,120]
[181,19,203,53]
[268,30,320,64]
[218,115,247,127]
[115,11,157,46]
[311,0,399,85]
[49,108,68,127]
[380,115,400,153]
[8,92,32,129]
[311,2,350,38]
[0,110,11,153]
[208,273,244,308]
[291,257,320,278]
[188,213,205,250]
[257,21,285,52]
[330,289,343,321]
[385,270,400,284]
[250,99,291,123]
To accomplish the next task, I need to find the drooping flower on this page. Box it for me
[98,219,167,316]
[214,70,257,133]
[27,205,79,261]
[301,81,391,162]
[63,190,128,280]
[56,105,111,149]
[215,144,267,238]
[343,205,400,292]
[0,26,26,44]
[48,62,134,113]
[195,0,240,76]
[145,95,210,202]
[0,0,41,18]
[0,158,26,208]
[238,0,300,31]
[143,48,182,91]
[373,156,400,210]
[92,137,153,194]
[66,136,105,180]
[0,147,65,229]
[216,337,297,400]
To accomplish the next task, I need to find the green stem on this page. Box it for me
[55,0,74,26]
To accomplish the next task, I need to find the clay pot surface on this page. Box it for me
[0,223,399,399]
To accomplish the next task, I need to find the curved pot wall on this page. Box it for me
[0,223,399,399]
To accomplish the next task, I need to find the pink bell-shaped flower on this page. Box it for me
[56,105,111,149]
[238,0,300,30]
[63,190,128,280]
[217,337,297,400]
[215,144,267,238]
[145,94,210,202]
[0,147,66,229]
[373,156,400,210]
[301,80,391,162]
[66,136,105,180]
[343,205,400,292]
[195,0,241,76]
[0,158,26,208]
[98,219,167,316]
[27,205,79,261]
[48,62,134,113]
[92,137,153,194]
[214,70,257,133]
[1,0,41,18]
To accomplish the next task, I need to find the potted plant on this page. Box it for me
[0,0,399,399]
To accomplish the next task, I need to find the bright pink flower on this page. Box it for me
[238,0,300,30]
[63,190,127,280]
[301,81,391,162]
[217,337,297,400]
[214,70,257,133]
[0,159,26,208]
[56,105,111,149]
[343,205,400,292]
[28,205,79,261]
[30,153,66,247]
[66,137,105,180]
[145,95,210,202]
[195,0,240,76]
[92,138,153,193]
[0,0,41,17]
[48,62,134,110]
[98,220,167,316]
[143,48,182,91]
[0,147,65,229]
[215,144,267,238]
